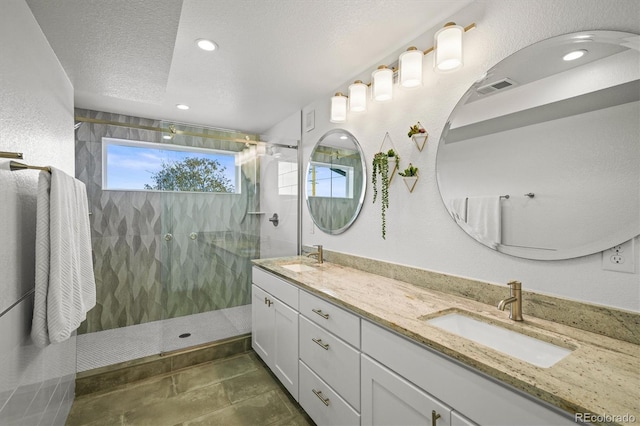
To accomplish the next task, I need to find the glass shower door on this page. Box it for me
[158,127,299,353]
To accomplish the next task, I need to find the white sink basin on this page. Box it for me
[426,313,572,368]
[281,264,317,273]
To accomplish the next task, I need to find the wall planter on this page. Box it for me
[402,176,418,193]
[408,122,428,152]
[399,163,419,193]
[372,132,400,239]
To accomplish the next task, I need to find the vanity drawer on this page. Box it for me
[299,360,360,426]
[299,290,360,347]
[252,266,298,309]
[299,316,360,410]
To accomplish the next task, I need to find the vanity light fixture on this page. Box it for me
[372,65,394,101]
[196,39,217,51]
[330,92,348,123]
[348,80,368,112]
[434,22,465,72]
[327,22,475,123]
[562,49,587,61]
[399,47,424,88]
[176,104,190,110]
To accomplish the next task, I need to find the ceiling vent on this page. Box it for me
[477,77,517,95]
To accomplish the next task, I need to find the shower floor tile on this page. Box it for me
[76,305,252,372]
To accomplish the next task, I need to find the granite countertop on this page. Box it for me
[253,256,639,426]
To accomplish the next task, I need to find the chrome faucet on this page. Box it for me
[306,245,323,264]
[497,280,523,321]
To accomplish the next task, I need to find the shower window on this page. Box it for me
[102,137,239,193]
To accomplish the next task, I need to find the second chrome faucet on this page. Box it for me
[498,280,523,321]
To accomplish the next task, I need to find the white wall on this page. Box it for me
[295,0,640,311]
[0,0,76,424]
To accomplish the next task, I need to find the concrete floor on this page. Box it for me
[66,351,314,426]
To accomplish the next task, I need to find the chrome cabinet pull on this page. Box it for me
[312,338,330,350]
[431,410,441,426]
[312,389,330,406]
[312,308,329,319]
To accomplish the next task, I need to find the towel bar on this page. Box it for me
[9,161,51,173]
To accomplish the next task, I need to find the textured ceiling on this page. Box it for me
[26,0,473,134]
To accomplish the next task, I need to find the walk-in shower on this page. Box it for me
[74,110,299,371]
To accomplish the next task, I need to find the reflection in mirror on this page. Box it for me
[306,129,366,234]
[437,30,639,260]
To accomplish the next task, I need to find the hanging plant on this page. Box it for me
[398,163,418,177]
[372,150,398,239]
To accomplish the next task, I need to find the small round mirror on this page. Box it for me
[306,129,367,234]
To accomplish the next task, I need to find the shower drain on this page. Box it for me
[178,333,191,338]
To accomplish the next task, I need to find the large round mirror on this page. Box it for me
[437,30,639,260]
[306,129,366,234]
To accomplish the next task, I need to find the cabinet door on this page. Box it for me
[361,354,452,426]
[252,284,274,363]
[272,299,299,400]
[451,412,478,426]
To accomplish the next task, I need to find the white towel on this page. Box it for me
[448,198,467,223]
[0,160,38,314]
[32,168,96,347]
[466,196,502,249]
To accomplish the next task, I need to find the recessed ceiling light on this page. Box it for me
[176,104,190,110]
[163,135,172,140]
[196,39,217,51]
[563,49,587,61]
[339,135,348,140]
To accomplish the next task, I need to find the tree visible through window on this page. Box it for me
[145,157,234,192]
[103,138,238,192]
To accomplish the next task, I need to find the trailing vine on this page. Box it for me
[372,151,396,239]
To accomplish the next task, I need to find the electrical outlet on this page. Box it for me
[602,239,635,273]
[610,245,624,254]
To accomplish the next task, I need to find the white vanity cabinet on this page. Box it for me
[298,290,362,425]
[251,266,581,426]
[361,320,577,426]
[251,267,299,400]
[361,354,453,426]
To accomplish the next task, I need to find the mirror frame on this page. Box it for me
[305,129,367,235]
[436,30,640,260]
